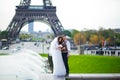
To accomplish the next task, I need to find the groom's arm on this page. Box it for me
[67,41,71,53]
[66,41,71,57]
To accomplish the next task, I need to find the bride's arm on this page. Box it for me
[55,42,62,50]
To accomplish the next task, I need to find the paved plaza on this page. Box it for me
[0,42,78,55]
[0,42,120,80]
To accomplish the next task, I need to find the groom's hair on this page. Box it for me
[58,34,66,38]
[61,34,66,37]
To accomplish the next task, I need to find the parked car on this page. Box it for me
[1,39,9,50]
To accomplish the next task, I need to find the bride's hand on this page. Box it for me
[58,44,63,48]
[58,45,62,50]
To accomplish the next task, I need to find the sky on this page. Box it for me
[0,0,120,32]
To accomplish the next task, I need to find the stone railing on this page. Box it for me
[84,50,120,56]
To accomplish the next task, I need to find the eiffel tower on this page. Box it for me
[6,0,64,40]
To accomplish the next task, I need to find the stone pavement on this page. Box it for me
[67,74,120,80]
[39,74,65,80]
[40,74,120,80]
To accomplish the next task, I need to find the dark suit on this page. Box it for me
[61,41,69,75]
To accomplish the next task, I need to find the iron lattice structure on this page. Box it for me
[6,0,64,40]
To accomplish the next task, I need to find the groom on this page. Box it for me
[61,35,71,77]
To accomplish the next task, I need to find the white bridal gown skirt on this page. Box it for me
[52,49,66,76]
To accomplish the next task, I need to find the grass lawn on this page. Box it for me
[40,54,120,73]
[69,55,120,73]
[40,54,48,57]
[0,53,8,55]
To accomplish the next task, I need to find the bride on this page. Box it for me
[49,36,66,76]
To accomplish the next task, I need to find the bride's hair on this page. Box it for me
[58,36,63,44]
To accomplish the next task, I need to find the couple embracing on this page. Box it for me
[49,35,71,77]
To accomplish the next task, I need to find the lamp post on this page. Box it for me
[42,39,45,54]
[114,36,116,49]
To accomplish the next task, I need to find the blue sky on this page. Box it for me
[0,0,120,31]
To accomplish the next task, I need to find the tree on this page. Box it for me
[83,29,97,42]
[73,32,86,45]
[63,30,72,37]
[70,29,79,38]
[19,33,32,40]
[89,34,99,45]
[0,30,8,39]
[115,33,120,46]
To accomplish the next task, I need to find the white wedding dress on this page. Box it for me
[49,37,66,76]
